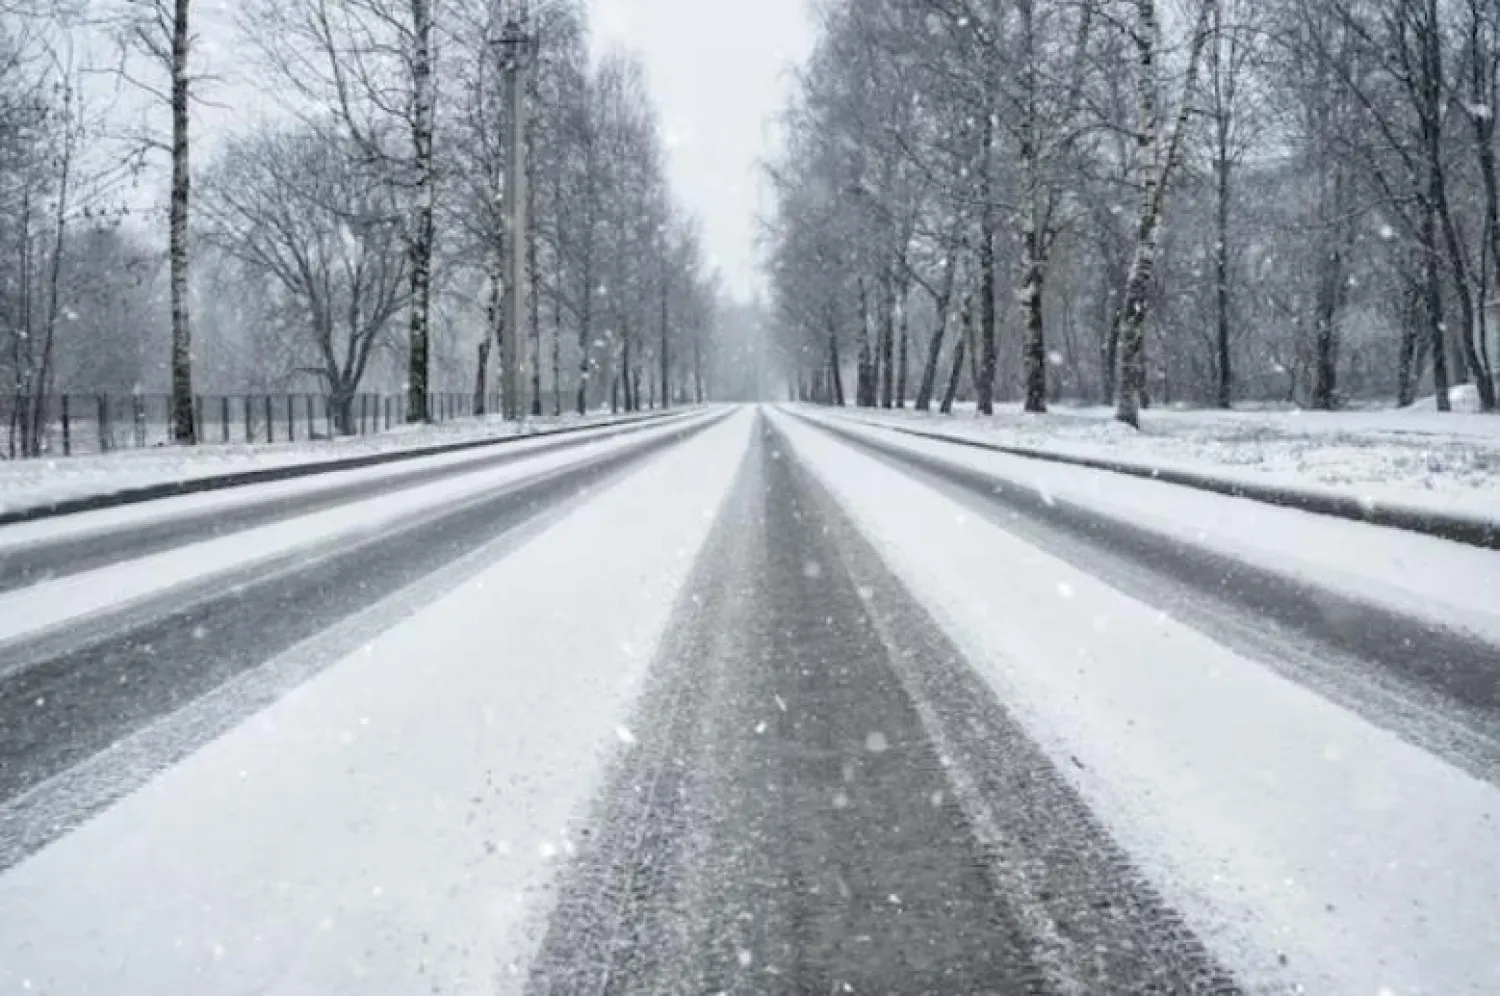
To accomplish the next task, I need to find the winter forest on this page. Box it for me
[0,0,773,458]
[768,0,1500,422]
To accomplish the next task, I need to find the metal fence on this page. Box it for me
[3,391,501,459]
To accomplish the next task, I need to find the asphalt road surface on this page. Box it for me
[526,415,1238,995]
[1,405,1495,994]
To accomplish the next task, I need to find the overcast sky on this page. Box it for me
[589,0,813,301]
[91,0,812,301]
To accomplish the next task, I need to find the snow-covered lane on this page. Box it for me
[0,408,708,564]
[0,408,753,996]
[0,408,691,519]
[799,407,1500,646]
[772,408,1500,996]
[0,409,723,651]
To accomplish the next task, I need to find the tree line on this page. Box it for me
[767,0,1500,421]
[0,0,723,455]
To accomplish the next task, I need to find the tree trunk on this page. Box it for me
[659,264,671,410]
[879,269,895,408]
[30,87,73,456]
[622,331,635,411]
[977,176,998,415]
[1213,143,1232,409]
[1422,201,1452,411]
[576,249,593,415]
[405,0,435,423]
[915,248,957,411]
[1020,223,1047,413]
[169,0,196,443]
[1116,0,1213,427]
[857,278,873,406]
[941,294,972,415]
[896,287,909,408]
[1436,165,1495,412]
[693,331,704,403]
[828,317,845,406]
[474,338,490,415]
[1397,273,1421,406]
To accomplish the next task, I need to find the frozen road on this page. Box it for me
[0,406,1497,995]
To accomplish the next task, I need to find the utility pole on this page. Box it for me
[499,5,531,420]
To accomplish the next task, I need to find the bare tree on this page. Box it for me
[199,126,410,432]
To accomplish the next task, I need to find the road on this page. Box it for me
[0,405,1496,995]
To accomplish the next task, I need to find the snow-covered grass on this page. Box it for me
[0,407,685,516]
[0,409,754,995]
[823,394,1500,521]
[772,408,1500,996]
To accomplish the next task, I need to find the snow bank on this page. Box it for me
[773,408,1500,996]
[821,400,1500,522]
[0,409,753,995]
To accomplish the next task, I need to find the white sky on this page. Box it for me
[588,0,813,300]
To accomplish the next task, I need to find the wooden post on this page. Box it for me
[264,396,274,443]
[61,395,71,456]
[221,396,230,443]
[286,395,295,442]
[97,394,110,453]
[132,395,146,448]
[244,395,253,443]
[193,396,204,445]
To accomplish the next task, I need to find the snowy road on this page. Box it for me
[0,405,1497,995]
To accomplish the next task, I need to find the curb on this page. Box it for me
[797,409,1500,551]
[0,409,697,527]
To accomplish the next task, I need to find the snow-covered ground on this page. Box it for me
[793,409,1500,647]
[0,409,753,995]
[823,395,1500,521]
[0,408,684,516]
[771,408,1500,996]
[0,411,722,651]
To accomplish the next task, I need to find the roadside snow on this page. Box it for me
[0,411,721,651]
[797,410,1500,646]
[0,408,682,516]
[822,398,1500,521]
[0,409,753,996]
[773,408,1500,996]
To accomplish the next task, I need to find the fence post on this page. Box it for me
[60,395,71,456]
[286,395,295,442]
[220,397,230,443]
[193,396,204,446]
[304,395,315,439]
[359,394,368,435]
[261,395,272,443]
[97,395,109,453]
[243,395,253,443]
[132,395,146,448]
